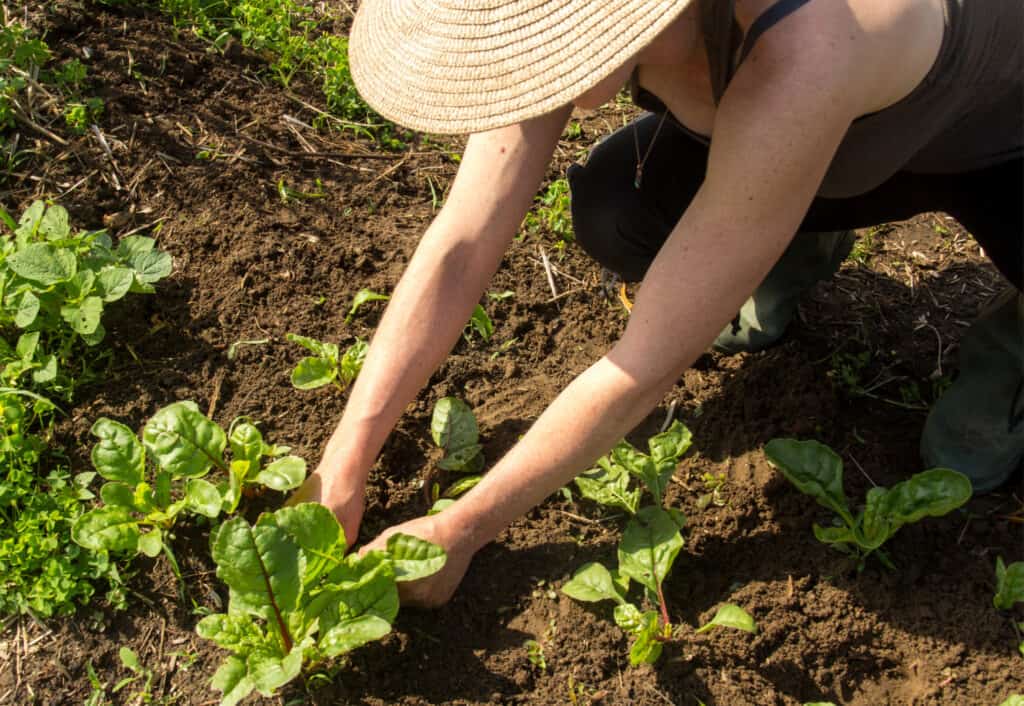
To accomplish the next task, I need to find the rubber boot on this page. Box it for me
[921,288,1024,493]
[713,230,856,353]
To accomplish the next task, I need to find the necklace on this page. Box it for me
[633,109,670,190]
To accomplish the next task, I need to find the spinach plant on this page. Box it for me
[765,438,972,569]
[463,304,493,343]
[197,502,446,705]
[286,333,367,391]
[71,401,306,572]
[562,421,757,664]
[428,397,485,513]
[994,556,1024,657]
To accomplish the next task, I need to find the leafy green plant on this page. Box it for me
[197,502,446,705]
[0,22,51,129]
[344,288,388,325]
[286,333,367,391]
[0,393,126,617]
[71,401,306,572]
[563,422,754,664]
[463,304,493,343]
[994,556,1024,611]
[0,200,172,401]
[427,397,485,514]
[112,647,156,703]
[765,438,972,569]
[523,178,573,246]
[63,97,104,133]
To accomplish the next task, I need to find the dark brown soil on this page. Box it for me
[1,4,1021,705]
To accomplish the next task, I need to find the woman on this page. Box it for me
[291,0,1023,605]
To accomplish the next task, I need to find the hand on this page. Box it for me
[287,464,365,546]
[361,513,476,608]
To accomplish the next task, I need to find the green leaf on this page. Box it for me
[229,421,264,469]
[430,397,478,451]
[91,418,145,484]
[812,523,858,547]
[7,242,76,284]
[116,235,155,259]
[998,697,1024,706]
[254,456,307,492]
[574,458,640,514]
[695,604,758,635]
[994,557,1024,611]
[130,249,172,284]
[428,498,455,514]
[248,646,304,696]
[80,321,106,346]
[628,611,663,666]
[11,290,39,327]
[437,443,485,473]
[320,615,392,657]
[38,204,70,240]
[290,356,336,390]
[209,656,256,706]
[442,474,482,498]
[464,304,493,342]
[344,288,389,325]
[142,401,226,478]
[618,506,685,595]
[613,602,644,632]
[100,481,136,509]
[96,267,135,302]
[861,468,972,549]
[138,528,164,557]
[31,355,56,384]
[186,478,224,518]
[338,339,367,387]
[331,553,400,623]
[67,269,96,300]
[14,201,44,240]
[15,330,39,360]
[386,533,447,582]
[764,438,855,527]
[197,613,267,653]
[61,296,103,335]
[71,506,140,553]
[562,562,626,604]
[647,420,692,464]
[285,333,337,359]
[274,502,347,562]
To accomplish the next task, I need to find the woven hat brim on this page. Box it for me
[350,0,694,135]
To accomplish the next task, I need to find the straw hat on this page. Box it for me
[349,0,695,135]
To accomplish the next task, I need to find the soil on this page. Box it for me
[1,4,1022,705]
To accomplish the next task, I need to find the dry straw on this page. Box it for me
[349,0,694,134]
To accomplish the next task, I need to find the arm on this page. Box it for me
[294,106,572,540]
[372,12,875,604]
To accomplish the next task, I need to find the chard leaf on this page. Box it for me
[765,438,855,527]
[274,503,345,584]
[91,418,145,484]
[285,333,338,360]
[647,420,693,464]
[290,356,336,390]
[430,397,478,451]
[428,498,455,515]
[695,604,758,635]
[344,288,389,325]
[863,468,971,543]
[210,655,255,706]
[994,557,1024,610]
[211,515,301,625]
[99,481,136,509]
[562,562,627,604]
[248,646,304,696]
[386,532,447,582]
[137,528,163,558]
[6,242,77,285]
[254,456,306,492]
[320,615,392,657]
[618,506,685,595]
[437,444,484,473]
[229,422,263,469]
[613,602,643,632]
[628,611,663,666]
[338,338,367,387]
[443,474,482,498]
[574,458,640,514]
[142,401,226,478]
[331,552,399,623]
[71,506,140,552]
[197,614,268,653]
[812,523,858,547]
[185,478,224,518]
[464,304,493,342]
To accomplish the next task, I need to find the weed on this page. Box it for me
[522,178,573,248]
[524,639,547,671]
[286,333,367,391]
[847,229,878,266]
[63,98,104,134]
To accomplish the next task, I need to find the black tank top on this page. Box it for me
[631,0,1024,198]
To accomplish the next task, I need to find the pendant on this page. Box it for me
[634,166,642,190]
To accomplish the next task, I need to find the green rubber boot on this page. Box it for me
[713,230,856,354]
[921,288,1024,493]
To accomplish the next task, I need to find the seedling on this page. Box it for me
[564,422,754,664]
[426,397,486,514]
[765,438,972,569]
[993,557,1024,611]
[522,178,573,248]
[696,472,728,510]
[463,304,493,343]
[344,288,388,325]
[71,402,306,573]
[112,647,156,703]
[286,333,367,391]
[197,502,446,705]
[524,640,547,671]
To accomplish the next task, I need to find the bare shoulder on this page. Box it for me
[738,0,945,114]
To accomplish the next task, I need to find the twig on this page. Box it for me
[90,125,124,190]
[847,454,877,487]
[659,399,679,433]
[12,107,67,146]
[236,131,397,160]
[538,246,559,301]
[117,216,167,239]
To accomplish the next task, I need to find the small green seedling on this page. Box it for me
[428,397,485,513]
[765,438,972,569]
[112,647,155,703]
[524,639,547,671]
[198,503,446,705]
[344,288,388,325]
[286,333,367,391]
[463,304,493,343]
[564,422,755,665]
[71,402,306,572]
[994,557,1024,611]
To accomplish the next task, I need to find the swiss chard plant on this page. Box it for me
[0,200,172,400]
[71,401,306,573]
[344,288,388,325]
[562,421,757,665]
[993,556,1024,657]
[285,333,367,391]
[197,502,446,706]
[427,397,485,514]
[765,438,973,569]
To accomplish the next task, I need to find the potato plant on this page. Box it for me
[71,401,306,571]
[198,502,446,705]
[286,333,367,391]
[428,397,485,513]
[765,438,972,569]
[563,421,757,664]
